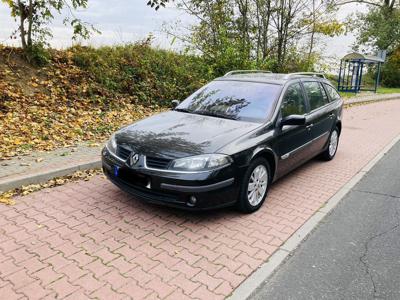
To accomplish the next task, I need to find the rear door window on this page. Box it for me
[323,84,341,101]
[303,81,329,111]
[320,83,330,103]
[281,83,307,118]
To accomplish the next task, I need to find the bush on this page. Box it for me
[381,48,400,87]
[26,43,51,66]
[71,41,214,106]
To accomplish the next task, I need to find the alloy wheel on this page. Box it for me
[329,130,339,157]
[247,165,268,206]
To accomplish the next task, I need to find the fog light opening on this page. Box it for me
[187,196,197,207]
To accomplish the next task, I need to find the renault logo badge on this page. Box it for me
[130,153,139,166]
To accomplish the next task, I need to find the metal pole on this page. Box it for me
[354,61,359,93]
[338,60,343,90]
[359,62,364,92]
[374,62,382,93]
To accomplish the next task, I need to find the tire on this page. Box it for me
[237,157,271,213]
[321,127,340,161]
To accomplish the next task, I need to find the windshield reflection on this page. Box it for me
[177,80,281,122]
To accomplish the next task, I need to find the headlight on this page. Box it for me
[106,134,117,153]
[169,154,232,171]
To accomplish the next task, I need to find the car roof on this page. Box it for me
[215,72,332,86]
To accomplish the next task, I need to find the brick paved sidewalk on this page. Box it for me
[0,143,103,193]
[1,99,400,300]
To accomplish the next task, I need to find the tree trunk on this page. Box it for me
[307,0,316,70]
[17,0,27,50]
[27,0,34,48]
[262,0,271,61]
[256,0,261,64]
[276,0,286,70]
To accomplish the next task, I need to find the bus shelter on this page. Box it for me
[337,52,385,93]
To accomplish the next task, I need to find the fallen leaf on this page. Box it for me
[0,197,15,206]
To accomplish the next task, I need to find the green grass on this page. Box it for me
[376,87,400,94]
[339,87,400,99]
[339,92,356,99]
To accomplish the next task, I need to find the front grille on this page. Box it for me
[116,145,131,161]
[146,156,171,169]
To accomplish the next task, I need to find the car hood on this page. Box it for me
[116,111,261,159]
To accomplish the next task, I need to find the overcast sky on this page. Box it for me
[0,0,367,60]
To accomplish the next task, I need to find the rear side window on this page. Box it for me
[324,84,341,101]
[281,83,307,118]
[320,83,329,103]
[303,81,329,111]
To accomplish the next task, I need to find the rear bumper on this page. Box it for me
[102,148,239,210]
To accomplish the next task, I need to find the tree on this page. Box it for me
[1,0,98,52]
[335,0,398,10]
[381,45,400,86]
[2,0,168,62]
[337,0,399,52]
[352,6,400,52]
[338,0,399,87]
[303,0,344,70]
[147,0,170,10]
[171,0,344,73]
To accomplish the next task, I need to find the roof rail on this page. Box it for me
[224,70,272,76]
[285,72,326,79]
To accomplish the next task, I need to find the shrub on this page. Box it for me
[71,41,213,106]
[26,43,51,66]
[381,48,400,87]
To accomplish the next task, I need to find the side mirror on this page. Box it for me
[280,115,306,127]
[171,100,180,108]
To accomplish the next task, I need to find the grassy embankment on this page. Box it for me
[0,43,212,159]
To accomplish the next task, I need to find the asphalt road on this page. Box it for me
[250,140,400,300]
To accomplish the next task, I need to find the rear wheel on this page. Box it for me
[321,127,339,161]
[237,157,271,213]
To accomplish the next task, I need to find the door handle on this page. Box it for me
[329,113,335,119]
[306,124,314,131]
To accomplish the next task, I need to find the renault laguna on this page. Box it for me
[102,71,343,213]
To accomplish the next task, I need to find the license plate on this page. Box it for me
[113,167,151,189]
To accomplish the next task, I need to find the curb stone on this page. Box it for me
[346,93,400,105]
[0,159,101,193]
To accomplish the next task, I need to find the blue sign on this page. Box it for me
[114,166,119,177]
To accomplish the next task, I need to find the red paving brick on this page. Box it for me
[1,100,400,299]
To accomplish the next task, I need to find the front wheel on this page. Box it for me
[321,127,339,161]
[237,157,271,213]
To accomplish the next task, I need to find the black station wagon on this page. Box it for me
[102,71,343,213]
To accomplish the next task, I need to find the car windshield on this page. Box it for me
[176,80,281,122]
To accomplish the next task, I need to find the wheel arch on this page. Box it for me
[251,147,278,182]
[336,120,342,136]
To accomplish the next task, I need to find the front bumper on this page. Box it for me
[101,147,239,210]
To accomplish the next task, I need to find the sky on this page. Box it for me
[0,0,368,61]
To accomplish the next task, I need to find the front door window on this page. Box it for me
[281,83,307,118]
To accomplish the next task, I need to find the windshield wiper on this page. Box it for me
[193,110,237,120]
[174,108,192,113]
